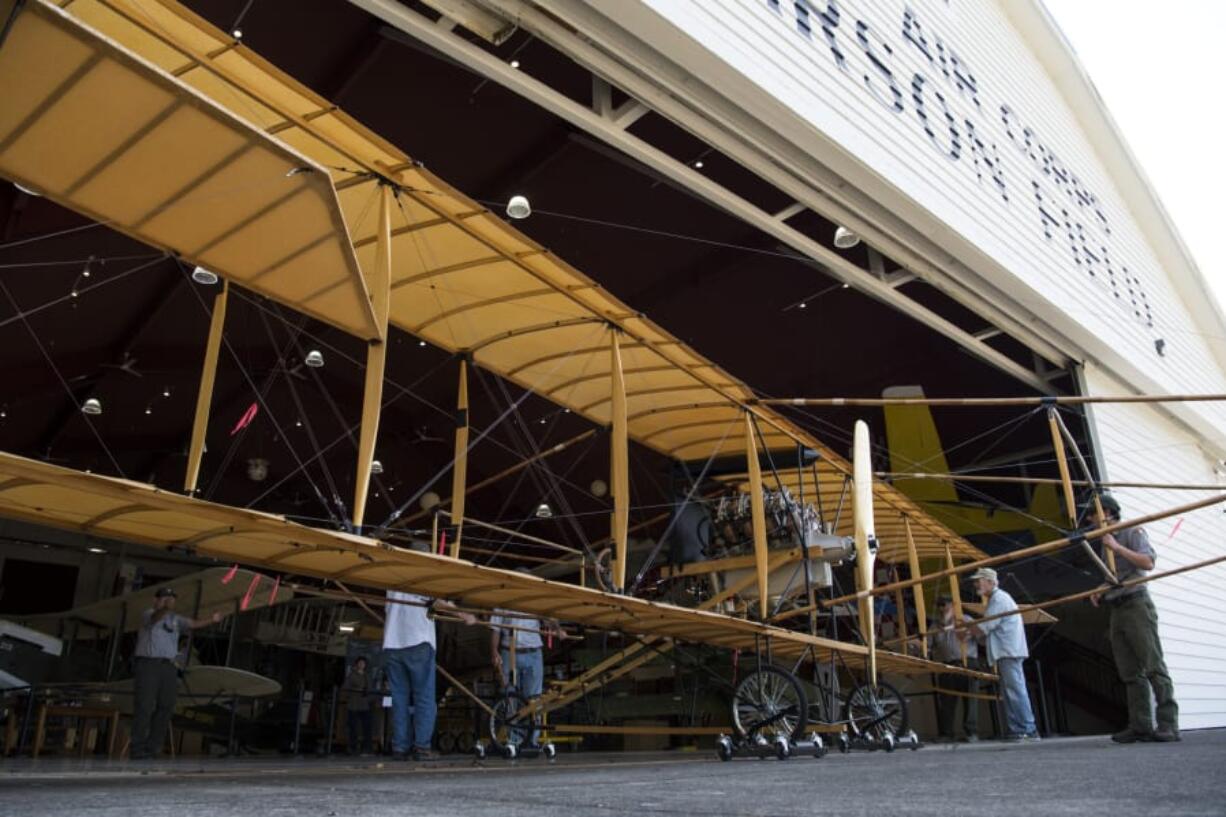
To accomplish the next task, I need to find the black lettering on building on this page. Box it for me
[856,19,904,112]
[794,0,845,70]
[965,119,1008,201]
[903,6,980,108]
[911,73,961,159]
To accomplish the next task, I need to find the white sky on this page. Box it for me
[1042,0,1226,313]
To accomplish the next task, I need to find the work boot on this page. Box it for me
[1151,727,1181,743]
[1111,728,1154,744]
[411,748,439,761]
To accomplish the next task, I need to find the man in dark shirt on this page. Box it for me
[343,656,373,755]
[1091,493,1180,743]
[131,587,223,759]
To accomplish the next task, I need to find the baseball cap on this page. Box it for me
[967,567,997,583]
[154,586,178,599]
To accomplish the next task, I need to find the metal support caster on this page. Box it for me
[503,743,518,760]
[809,733,826,759]
[542,742,557,760]
[774,734,791,760]
[716,735,734,762]
[900,730,921,751]
[881,731,896,753]
[836,732,850,754]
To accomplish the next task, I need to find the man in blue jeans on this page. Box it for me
[382,589,474,760]
[490,607,554,747]
[967,567,1039,742]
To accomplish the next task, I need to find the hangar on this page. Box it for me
[1,0,1223,777]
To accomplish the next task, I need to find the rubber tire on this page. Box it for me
[732,665,809,742]
[486,689,538,753]
[716,736,734,762]
[844,679,909,741]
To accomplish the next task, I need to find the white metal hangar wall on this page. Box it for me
[512,0,1226,725]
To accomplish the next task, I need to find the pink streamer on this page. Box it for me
[240,574,261,611]
[229,402,259,436]
[268,575,281,605]
[439,530,447,555]
[220,564,239,584]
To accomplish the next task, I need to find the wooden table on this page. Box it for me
[32,704,120,758]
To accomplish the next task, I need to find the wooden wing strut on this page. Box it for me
[184,280,228,493]
[353,185,393,529]
[449,358,469,558]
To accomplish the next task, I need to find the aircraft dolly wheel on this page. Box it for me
[774,735,791,760]
[809,733,826,759]
[881,731,896,753]
[836,732,850,754]
[906,730,921,751]
[542,743,557,760]
[473,741,486,760]
[716,735,734,762]
[503,743,518,760]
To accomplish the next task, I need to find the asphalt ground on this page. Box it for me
[3,730,1225,816]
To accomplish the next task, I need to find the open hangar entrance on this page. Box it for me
[0,0,1127,754]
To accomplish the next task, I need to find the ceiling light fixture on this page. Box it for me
[144,406,152,416]
[535,502,553,519]
[833,225,861,249]
[87,546,107,554]
[371,459,384,475]
[509,59,520,69]
[162,387,171,398]
[506,194,531,220]
[304,349,324,368]
[338,623,356,633]
[191,266,219,285]
[418,340,427,348]
[694,160,704,169]
[841,283,851,290]
[798,301,807,309]
[82,256,94,278]
[81,397,102,415]
[232,27,243,39]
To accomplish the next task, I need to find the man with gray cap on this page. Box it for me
[967,567,1038,741]
[130,586,225,759]
[1090,493,1180,743]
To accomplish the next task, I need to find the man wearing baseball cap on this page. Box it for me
[130,585,225,759]
[1090,494,1180,743]
[967,567,1039,741]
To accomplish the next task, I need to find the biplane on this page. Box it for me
[1,0,1223,761]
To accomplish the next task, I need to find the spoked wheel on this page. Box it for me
[486,689,541,753]
[732,665,809,742]
[844,680,908,741]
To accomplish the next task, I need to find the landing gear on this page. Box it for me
[845,680,908,744]
[484,689,554,760]
[732,665,808,742]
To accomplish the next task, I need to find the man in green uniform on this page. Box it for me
[1091,493,1180,743]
